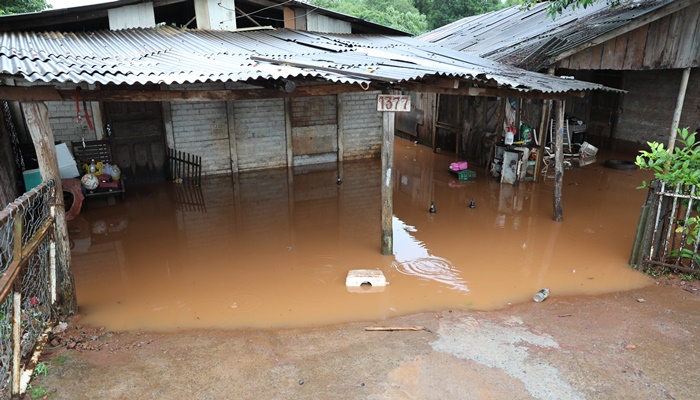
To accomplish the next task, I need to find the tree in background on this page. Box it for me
[519,0,620,19]
[414,0,514,31]
[309,0,428,35]
[0,0,51,15]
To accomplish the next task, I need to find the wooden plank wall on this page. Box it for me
[558,2,700,70]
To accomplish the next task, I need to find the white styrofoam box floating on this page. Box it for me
[346,269,387,287]
[346,285,385,294]
[56,143,80,179]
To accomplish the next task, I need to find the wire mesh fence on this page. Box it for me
[0,180,57,399]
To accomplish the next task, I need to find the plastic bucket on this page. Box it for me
[580,141,598,157]
[22,169,42,190]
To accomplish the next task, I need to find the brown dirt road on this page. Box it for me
[29,283,700,400]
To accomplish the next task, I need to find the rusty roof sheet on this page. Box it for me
[418,0,686,69]
[0,26,620,93]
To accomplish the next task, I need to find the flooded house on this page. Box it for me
[417,0,699,156]
[0,1,654,395]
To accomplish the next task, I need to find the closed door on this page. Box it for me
[104,101,166,184]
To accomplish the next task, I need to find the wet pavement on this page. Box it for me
[68,138,654,331]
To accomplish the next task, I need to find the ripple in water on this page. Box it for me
[391,217,469,292]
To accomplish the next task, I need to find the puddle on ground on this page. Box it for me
[69,138,653,330]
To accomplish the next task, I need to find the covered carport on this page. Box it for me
[0,26,618,321]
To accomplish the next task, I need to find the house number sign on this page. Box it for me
[377,94,411,112]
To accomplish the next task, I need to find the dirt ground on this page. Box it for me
[25,280,700,400]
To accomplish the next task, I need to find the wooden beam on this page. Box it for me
[0,86,63,102]
[2,82,589,103]
[551,0,698,64]
[400,83,584,100]
[21,101,78,314]
[667,67,691,154]
[0,84,379,102]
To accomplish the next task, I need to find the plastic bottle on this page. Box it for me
[89,159,96,174]
[533,288,549,303]
[505,125,515,145]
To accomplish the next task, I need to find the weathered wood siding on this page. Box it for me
[558,3,700,70]
[614,69,700,151]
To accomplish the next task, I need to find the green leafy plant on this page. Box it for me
[34,361,50,377]
[679,273,695,281]
[27,384,48,399]
[636,127,700,188]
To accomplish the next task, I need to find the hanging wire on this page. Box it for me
[216,0,320,24]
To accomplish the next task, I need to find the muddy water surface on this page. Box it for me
[69,138,653,330]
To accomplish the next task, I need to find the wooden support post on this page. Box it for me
[431,95,439,151]
[284,98,294,168]
[381,102,395,255]
[667,67,691,155]
[553,100,564,222]
[337,93,345,163]
[161,102,176,149]
[533,99,551,182]
[21,101,78,314]
[225,82,239,173]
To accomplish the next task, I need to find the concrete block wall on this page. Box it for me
[46,101,93,144]
[233,98,287,171]
[44,83,97,144]
[41,84,384,178]
[169,83,231,176]
[340,91,383,160]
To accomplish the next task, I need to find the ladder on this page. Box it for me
[549,119,572,153]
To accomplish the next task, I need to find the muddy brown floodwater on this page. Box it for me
[68,138,653,331]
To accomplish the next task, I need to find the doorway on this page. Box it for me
[103,100,167,184]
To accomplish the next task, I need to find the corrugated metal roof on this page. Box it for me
[418,0,686,69]
[0,26,620,94]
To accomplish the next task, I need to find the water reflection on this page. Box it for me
[69,138,653,330]
[392,216,469,292]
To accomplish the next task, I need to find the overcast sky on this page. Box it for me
[49,0,115,10]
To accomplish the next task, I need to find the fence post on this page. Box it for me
[629,183,657,268]
[50,187,58,304]
[11,215,22,396]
